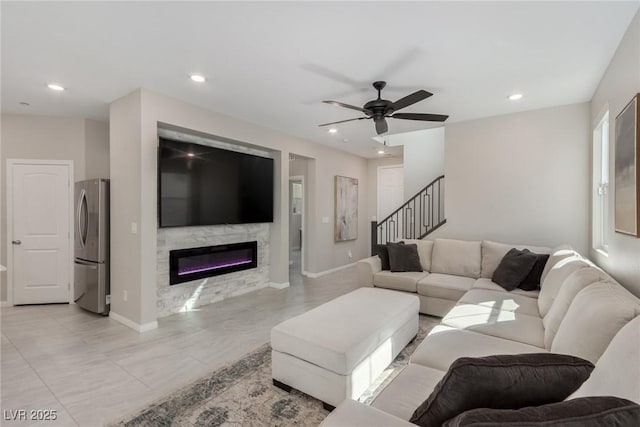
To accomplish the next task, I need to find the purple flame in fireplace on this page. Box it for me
[170,242,258,285]
[176,248,254,277]
[178,258,252,276]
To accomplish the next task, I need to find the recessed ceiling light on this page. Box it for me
[508,93,523,101]
[187,153,195,157]
[328,128,338,133]
[190,74,206,83]
[47,83,65,91]
[378,149,385,155]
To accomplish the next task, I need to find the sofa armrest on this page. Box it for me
[320,399,416,427]
[357,256,382,287]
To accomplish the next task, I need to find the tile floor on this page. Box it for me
[1,264,359,426]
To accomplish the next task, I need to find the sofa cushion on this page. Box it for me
[481,240,550,279]
[417,273,475,300]
[458,289,540,316]
[538,255,590,317]
[371,363,446,421]
[320,399,417,427]
[472,278,540,298]
[374,271,428,293]
[409,353,594,427]
[388,243,423,272]
[411,325,546,372]
[441,305,545,347]
[443,397,640,427]
[542,267,613,348]
[518,250,550,291]
[551,282,640,364]
[375,245,391,270]
[403,239,434,272]
[431,239,482,278]
[539,244,573,283]
[492,248,538,291]
[570,315,640,404]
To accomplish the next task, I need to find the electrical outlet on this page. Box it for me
[322,216,329,224]
[130,222,138,234]
[348,250,353,259]
[123,290,128,302]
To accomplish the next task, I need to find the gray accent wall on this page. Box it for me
[590,10,640,297]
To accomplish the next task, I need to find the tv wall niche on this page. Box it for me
[158,137,274,227]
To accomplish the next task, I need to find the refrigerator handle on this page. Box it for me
[77,189,87,248]
[74,259,97,269]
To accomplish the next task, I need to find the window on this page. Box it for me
[592,111,609,253]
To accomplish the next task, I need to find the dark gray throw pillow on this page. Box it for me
[519,250,550,291]
[492,248,538,291]
[443,396,640,427]
[387,242,422,272]
[409,353,595,427]
[375,244,391,270]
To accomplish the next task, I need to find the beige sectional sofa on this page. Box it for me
[321,239,640,426]
[358,238,553,316]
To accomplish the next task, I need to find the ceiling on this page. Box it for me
[2,1,638,158]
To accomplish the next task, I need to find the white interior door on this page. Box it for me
[378,165,404,220]
[8,161,72,304]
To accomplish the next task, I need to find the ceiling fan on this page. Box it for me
[319,81,448,135]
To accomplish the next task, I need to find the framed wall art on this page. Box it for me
[334,175,358,242]
[615,93,640,237]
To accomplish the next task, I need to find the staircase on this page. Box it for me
[371,175,446,254]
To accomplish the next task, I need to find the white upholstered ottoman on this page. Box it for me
[271,287,419,409]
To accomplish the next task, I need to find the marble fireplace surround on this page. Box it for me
[157,224,270,317]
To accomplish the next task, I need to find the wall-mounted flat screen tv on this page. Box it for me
[158,137,274,227]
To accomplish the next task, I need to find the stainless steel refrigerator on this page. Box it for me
[74,179,110,315]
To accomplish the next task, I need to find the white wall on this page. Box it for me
[590,10,640,296]
[387,127,445,200]
[430,103,591,255]
[1,115,86,301]
[85,119,110,179]
[109,92,148,324]
[109,89,369,327]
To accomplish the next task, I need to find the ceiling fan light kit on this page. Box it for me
[319,81,449,135]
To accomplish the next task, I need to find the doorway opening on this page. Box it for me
[289,154,309,285]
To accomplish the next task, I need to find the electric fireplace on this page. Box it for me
[169,241,258,285]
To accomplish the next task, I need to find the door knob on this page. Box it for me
[11,240,21,245]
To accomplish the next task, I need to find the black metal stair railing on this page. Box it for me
[371,175,446,254]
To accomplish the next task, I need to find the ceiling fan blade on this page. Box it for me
[391,90,433,111]
[392,112,449,122]
[375,118,388,135]
[323,100,366,112]
[318,117,368,127]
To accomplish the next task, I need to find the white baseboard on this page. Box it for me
[303,262,357,278]
[269,282,290,289]
[0,301,11,307]
[109,311,158,333]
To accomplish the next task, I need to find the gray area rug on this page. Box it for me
[110,316,439,427]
